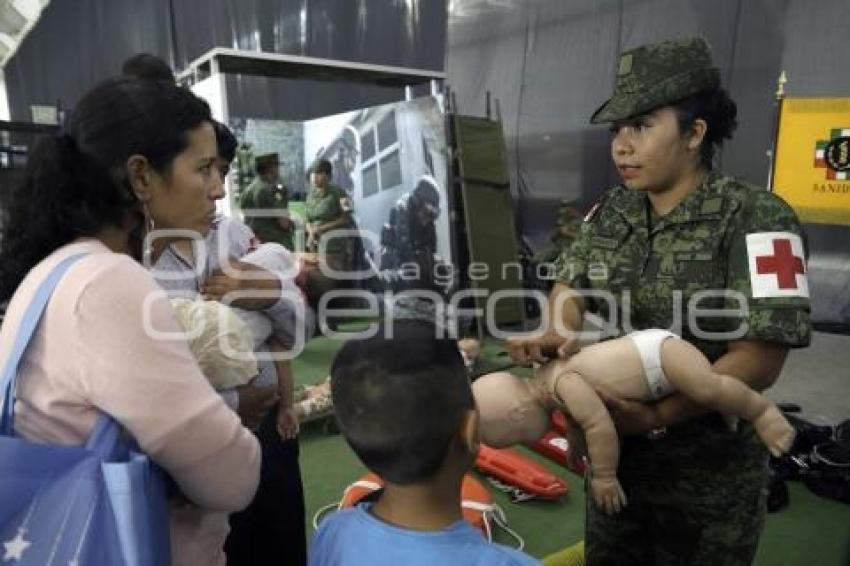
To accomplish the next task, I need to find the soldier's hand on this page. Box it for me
[505,331,578,366]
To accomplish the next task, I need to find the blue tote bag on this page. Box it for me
[0,254,171,565]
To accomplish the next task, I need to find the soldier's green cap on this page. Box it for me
[255,153,280,167]
[309,159,333,175]
[590,37,720,124]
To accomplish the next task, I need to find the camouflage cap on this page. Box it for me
[309,158,333,175]
[255,153,280,168]
[590,37,720,124]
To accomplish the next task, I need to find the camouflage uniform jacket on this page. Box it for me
[554,173,811,503]
[240,177,293,250]
[380,192,438,274]
[305,184,348,255]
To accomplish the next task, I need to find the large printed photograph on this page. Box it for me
[230,96,454,304]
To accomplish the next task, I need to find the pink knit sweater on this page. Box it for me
[0,239,261,565]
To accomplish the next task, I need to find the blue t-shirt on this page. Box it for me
[309,503,539,566]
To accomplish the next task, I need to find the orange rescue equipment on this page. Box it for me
[474,444,569,500]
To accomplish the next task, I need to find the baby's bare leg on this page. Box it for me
[267,338,299,440]
[552,371,626,515]
[562,337,650,400]
[660,338,794,456]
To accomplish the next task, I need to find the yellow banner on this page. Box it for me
[773,97,850,225]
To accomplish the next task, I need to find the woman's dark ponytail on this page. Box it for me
[0,133,122,301]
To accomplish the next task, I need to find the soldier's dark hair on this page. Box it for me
[311,159,333,176]
[121,53,175,83]
[213,121,237,163]
[330,320,474,485]
[256,159,279,176]
[412,179,440,207]
[0,78,212,301]
[672,88,738,170]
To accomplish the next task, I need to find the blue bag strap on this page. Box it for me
[0,254,87,435]
[85,413,125,459]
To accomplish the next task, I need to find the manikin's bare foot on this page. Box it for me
[752,405,796,457]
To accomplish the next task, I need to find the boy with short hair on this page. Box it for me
[309,320,538,566]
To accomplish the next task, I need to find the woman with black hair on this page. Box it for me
[508,37,811,564]
[0,78,260,566]
[152,119,310,566]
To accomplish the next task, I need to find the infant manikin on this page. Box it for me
[473,329,796,515]
[236,243,315,358]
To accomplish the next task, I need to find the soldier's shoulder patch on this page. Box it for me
[584,200,603,222]
[746,231,809,299]
[699,197,723,215]
[584,189,616,222]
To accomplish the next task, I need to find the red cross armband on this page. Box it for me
[745,232,809,298]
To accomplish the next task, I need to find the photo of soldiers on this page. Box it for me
[239,153,294,250]
[375,178,444,293]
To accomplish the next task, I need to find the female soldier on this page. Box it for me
[508,37,811,565]
[305,159,351,260]
[0,78,260,566]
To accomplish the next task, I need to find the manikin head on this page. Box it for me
[472,372,550,447]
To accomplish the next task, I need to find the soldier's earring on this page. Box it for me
[142,202,155,266]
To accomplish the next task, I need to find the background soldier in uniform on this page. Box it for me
[240,152,293,250]
[378,179,441,288]
[236,141,256,197]
[533,198,584,266]
[370,179,448,322]
[508,37,811,565]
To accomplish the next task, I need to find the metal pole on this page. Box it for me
[766,70,787,191]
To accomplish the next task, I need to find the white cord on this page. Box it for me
[486,505,525,551]
[312,493,526,552]
[312,502,340,530]
[463,500,525,551]
[482,513,493,542]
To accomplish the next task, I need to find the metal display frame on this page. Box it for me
[176,47,446,220]
[177,47,446,125]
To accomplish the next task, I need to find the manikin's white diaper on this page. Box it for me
[627,329,679,400]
